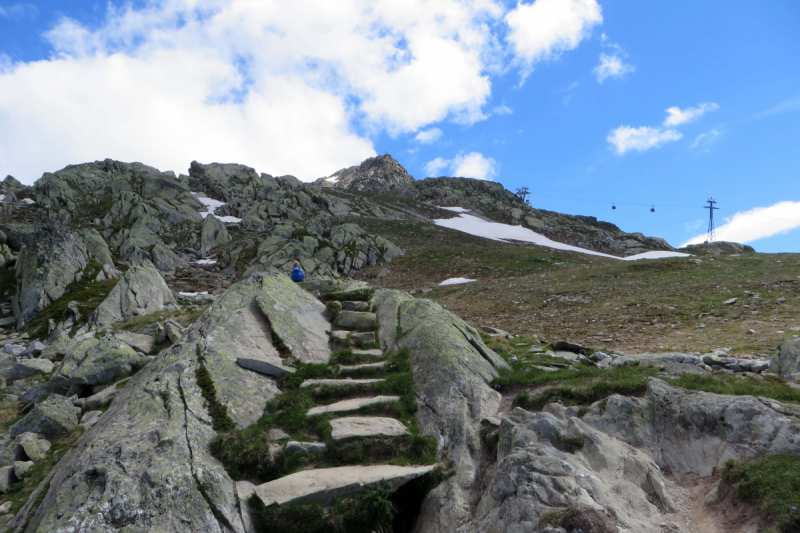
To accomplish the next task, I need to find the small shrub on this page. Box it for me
[556,436,585,454]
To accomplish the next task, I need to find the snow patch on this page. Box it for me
[440,206,469,213]
[179,291,209,297]
[192,192,242,223]
[622,251,691,261]
[0,195,4,202]
[192,259,217,265]
[434,213,618,258]
[434,213,689,261]
[439,278,476,286]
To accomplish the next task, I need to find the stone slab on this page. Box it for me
[300,378,383,388]
[253,464,436,507]
[307,396,401,416]
[352,349,383,357]
[338,362,387,373]
[237,358,295,378]
[330,417,409,441]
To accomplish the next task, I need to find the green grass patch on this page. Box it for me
[210,348,436,484]
[0,429,84,514]
[669,374,800,405]
[249,482,397,533]
[111,307,205,332]
[195,346,236,432]
[0,401,24,433]
[723,454,800,532]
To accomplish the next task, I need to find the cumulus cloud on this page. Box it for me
[414,128,443,144]
[663,102,719,127]
[608,102,719,155]
[506,0,602,77]
[425,151,496,179]
[0,0,605,183]
[593,52,634,82]
[682,201,800,246]
[0,0,510,182]
[606,126,682,155]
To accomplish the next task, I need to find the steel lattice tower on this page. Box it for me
[705,197,719,242]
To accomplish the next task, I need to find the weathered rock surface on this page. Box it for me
[465,407,678,533]
[583,378,800,476]
[372,290,508,532]
[66,335,141,387]
[89,260,178,330]
[284,441,327,457]
[769,337,800,380]
[299,378,383,388]
[14,225,88,325]
[253,464,436,507]
[254,274,331,364]
[8,271,329,532]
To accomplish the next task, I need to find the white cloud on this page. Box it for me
[593,52,634,83]
[425,151,496,179]
[506,0,602,77]
[414,128,443,144]
[690,128,720,149]
[682,201,800,246]
[0,0,511,183]
[425,157,450,176]
[607,126,682,155]
[663,102,719,127]
[684,219,704,232]
[0,4,37,19]
[493,104,513,115]
[754,94,800,120]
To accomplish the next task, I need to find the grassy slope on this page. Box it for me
[348,216,800,356]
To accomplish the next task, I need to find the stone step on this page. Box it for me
[249,464,437,507]
[338,362,387,373]
[299,378,384,389]
[341,301,370,312]
[334,311,377,331]
[352,349,383,357]
[330,417,409,441]
[307,396,401,416]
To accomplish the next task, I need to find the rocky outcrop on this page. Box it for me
[681,241,756,255]
[466,407,677,533]
[583,378,800,476]
[769,337,800,380]
[79,227,118,273]
[10,270,323,532]
[9,396,78,440]
[315,154,416,194]
[372,290,508,532]
[88,260,178,330]
[14,225,88,325]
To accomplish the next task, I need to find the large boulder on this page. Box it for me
[10,396,78,440]
[372,290,508,532]
[88,260,178,330]
[79,228,117,273]
[68,335,142,387]
[769,337,800,381]
[583,378,800,476]
[9,359,54,381]
[466,408,677,533]
[14,225,88,325]
[199,214,231,256]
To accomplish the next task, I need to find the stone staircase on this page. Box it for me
[240,300,435,520]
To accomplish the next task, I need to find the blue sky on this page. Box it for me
[1,0,798,252]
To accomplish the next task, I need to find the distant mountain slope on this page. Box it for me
[315,154,415,194]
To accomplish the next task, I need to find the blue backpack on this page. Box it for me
[291,267,305,282]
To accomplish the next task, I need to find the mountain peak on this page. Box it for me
[316,154,415,194]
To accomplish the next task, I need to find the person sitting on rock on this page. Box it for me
[291,262,305,282]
